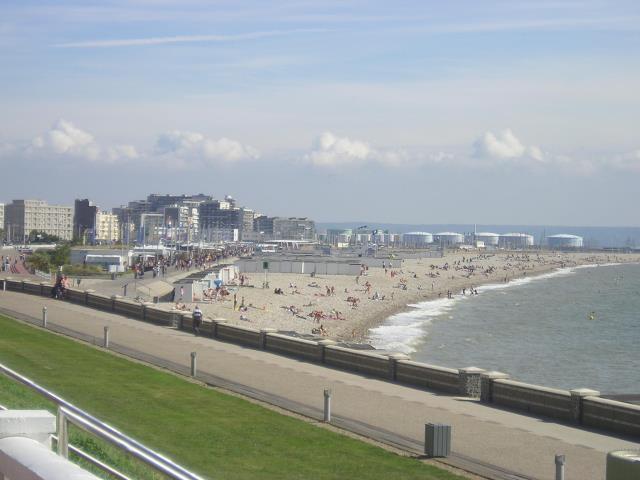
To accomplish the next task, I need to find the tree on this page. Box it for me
[48,244,70,268]
[26,251,51,272]
[28,230,61,244]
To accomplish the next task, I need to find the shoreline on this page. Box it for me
[356,259,640,345]
[53,251,640,347]
[190,251,640,344]
[346,259,568,343]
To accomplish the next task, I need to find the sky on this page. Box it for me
[0,0,639,226]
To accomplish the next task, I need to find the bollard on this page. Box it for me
[190,352,197,377]
[42,307,47,328]
[123,284,127,297]
[323,389,332,422]
[103,326,110,349]
[555,454,565,480]
[2,279,5,291]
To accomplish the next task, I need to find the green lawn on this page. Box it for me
[0,314,463,480]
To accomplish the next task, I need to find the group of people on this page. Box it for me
[51,273,70,299]
[1,255,26,274]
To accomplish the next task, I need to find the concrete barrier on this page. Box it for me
[492,379,573,421]
[86,292,115,311]
[4,279,23,292]
[200,319,215,336]
[396,360,460,393]
[324,345,389,379]
[112,298,144,318]
[64,288,86,304]
[143,306,175,326]
[265,333,321,362]
[583,397,640,437]
[21,281,43,295]
[215,323,261,348]
[180,313,193,331]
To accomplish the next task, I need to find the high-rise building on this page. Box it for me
[272,217,316,241]
[253,215,274,237]
[139,213,165,245]
[114,193,212,244]
[4,199,73,242]
[198,196,255,241]
[95,211,120,243]
[73,199,98,242]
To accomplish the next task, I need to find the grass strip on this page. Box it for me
[0,314,463,479]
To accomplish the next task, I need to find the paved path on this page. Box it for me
[0,290,637,480]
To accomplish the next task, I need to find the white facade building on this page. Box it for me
[3,199,73,242]
[95,211,120,243]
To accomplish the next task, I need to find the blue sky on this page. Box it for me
[1,1,639,225]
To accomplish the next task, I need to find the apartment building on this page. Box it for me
[4,199,73,242]
[95,211,120,243]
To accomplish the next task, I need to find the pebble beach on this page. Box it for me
[189,251,640,342]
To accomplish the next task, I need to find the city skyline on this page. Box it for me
[1,1,639,226]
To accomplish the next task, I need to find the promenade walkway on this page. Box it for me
[0,290,637,480]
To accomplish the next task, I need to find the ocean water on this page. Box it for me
[369,263,640,394]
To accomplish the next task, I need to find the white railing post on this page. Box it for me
[42,307,47,328]
[323,389,332,422]
[57,407,68,458]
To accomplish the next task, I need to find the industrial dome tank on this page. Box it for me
[546,234,583,248]
[434,232,464,246]
[474,232,500,246]
[499,233,535,249]
[402,232,433,247]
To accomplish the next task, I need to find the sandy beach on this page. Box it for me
[184,251,640,342]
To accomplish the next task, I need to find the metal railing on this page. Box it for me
[0,362,205,480]
[0,402,132,480]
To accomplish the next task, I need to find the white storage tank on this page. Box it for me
[546,234,583,248]
[402,232,433,247]
[499,233,534,249]
[474,232,500,246]
[434,232,464,246]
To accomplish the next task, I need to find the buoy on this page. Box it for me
[588,312,596,321]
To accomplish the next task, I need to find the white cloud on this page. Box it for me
[155,130,259,166]
[473,128,545,162]
[305,131,456,168]
[306,132,373,167]
[29,119,138,163]
[53,29,325,48]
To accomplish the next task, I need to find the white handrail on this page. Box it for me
[0,362,205,480]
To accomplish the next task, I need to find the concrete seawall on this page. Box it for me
[3,277,639,440]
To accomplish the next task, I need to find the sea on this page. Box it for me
[368,262,640,394]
